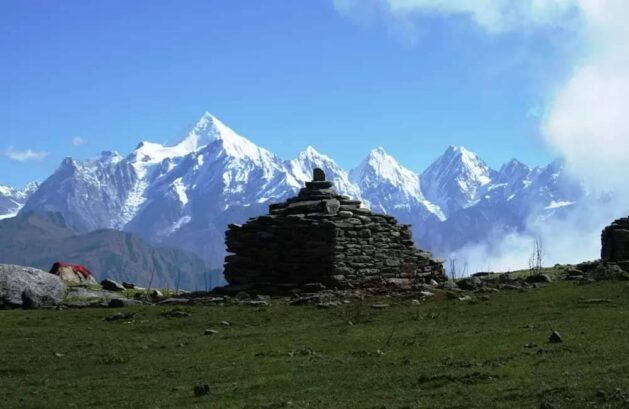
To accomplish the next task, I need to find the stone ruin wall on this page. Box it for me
[601,216,629,268]
[223,169,445,293]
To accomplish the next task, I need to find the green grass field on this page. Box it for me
[1,280,628,409]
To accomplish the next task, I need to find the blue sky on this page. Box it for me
[1,0,582,187]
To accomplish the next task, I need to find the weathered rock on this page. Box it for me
[193,383,210,397]
[21,287,59,309]
[313,168,326,182]
[601,217,629,263]
[590,263,626,281]
[162,308,191,318]
[49,262,97,284]
[101,278,125,292]
[0,264,66,308]
[149,289,163,298]
[104,312,135,321]
[458,276,482,290]
[108,298,143,308]
[157,297,191,305]
[440,280,459,291]
[64,287,126,308]
[565,268,584,280]
[549,330,563,343]
[221,169,445,294]
[525,274,552,283]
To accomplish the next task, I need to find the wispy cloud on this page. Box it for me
[2,146,49,162]
[72,136,87,147]
[543,0,629,192]
[333,0,581,36]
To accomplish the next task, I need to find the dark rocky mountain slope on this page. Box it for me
[0,212,214,290]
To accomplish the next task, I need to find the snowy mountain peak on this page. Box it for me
[298,145,328,160]
[97,151,123,164]
[420,146,495,216]
[354,147,418,188]
[296,145,330,161]
[351,148,421,198]
[184,112,279,166]
[0,181,39,220]
[497,159,531,179]
[350,148,445,222]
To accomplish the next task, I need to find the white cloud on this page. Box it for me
[543,0,629,193]
[334,0,580,33]
[72,136,87,147]
[2,146,49,162]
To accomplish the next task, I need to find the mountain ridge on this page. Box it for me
[9,112,583,271]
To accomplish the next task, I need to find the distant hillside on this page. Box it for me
[0,212,218,290]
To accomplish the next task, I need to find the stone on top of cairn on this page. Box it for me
[313,168,326,182]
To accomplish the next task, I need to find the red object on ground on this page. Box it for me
[49,261,94,279]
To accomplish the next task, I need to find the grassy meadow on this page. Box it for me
[1,280,628,408]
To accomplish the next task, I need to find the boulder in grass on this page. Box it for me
[0,264,66,308]
[49,261,97,284]
[101,278,125,292]
[525,274,552,283]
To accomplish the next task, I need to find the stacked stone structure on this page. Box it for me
[222,169,445,294]
[601,216,629,270]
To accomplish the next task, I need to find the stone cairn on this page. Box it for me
[601,216,629,271]
[221,168,446,294]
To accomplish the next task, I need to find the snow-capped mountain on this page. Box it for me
[17,112,586,271]
[0,182,39,220]
[22,151,138,230]
[125,113,298,262]
[349,147,444,227]
[420,145,495,217]
[417,158,585,252]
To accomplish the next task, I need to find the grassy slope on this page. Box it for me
[1,281,628,409]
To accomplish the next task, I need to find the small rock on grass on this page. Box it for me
[108,298,143,308]
[162,309,191,318]
[204,329,218,335]
[100,279,125,292]
[578,298,612,304]
[317,302,340,309]
[104,312,136,321]
[549,329,563,343]
[193,383,210,397]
